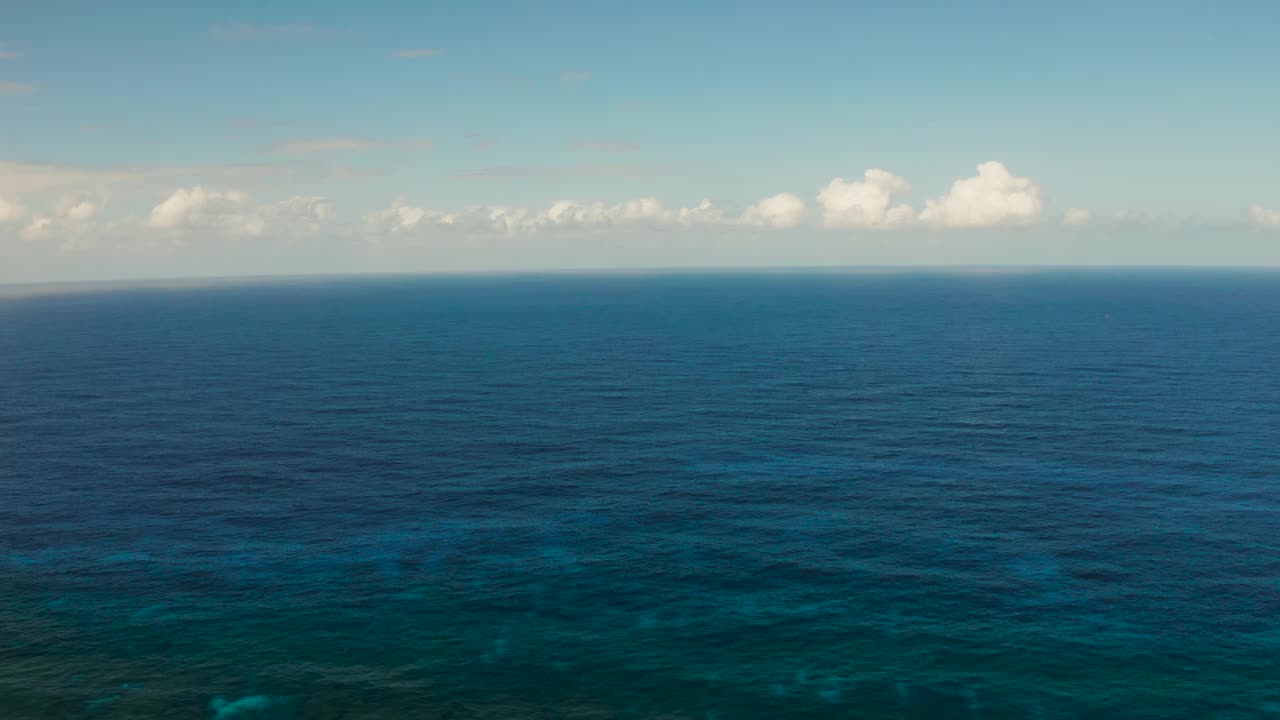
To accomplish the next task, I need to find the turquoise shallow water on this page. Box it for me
[1,271,1278,718]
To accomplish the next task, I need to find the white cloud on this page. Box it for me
[0,81,33,95]
[145,187,340,240]
[0,193,24,222]
[1063,208,1091,226]
[29,158,1280,277]
[536,197,658,227]
[1249,205,1280,229]
[614,198,667,223]
[0,51,22,61]
[384,162,1032,234]
[65,200,99,222]
[271,196,334,222]
[679,199,725,225]
[365,198,429,233]
[262,196,337,237]
[20,216,51,240]
[365,196,734,238]
[816,169,914,228]
[919,161,1044,227]
[17,199,103,242]
[561,69,591,83]
[149,187,251,231]
[539,197,716,228]
[740,192,807,229]
[393,48,445,58]
[536,200,602,227]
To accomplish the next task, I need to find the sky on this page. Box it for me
[2,0,1279,282]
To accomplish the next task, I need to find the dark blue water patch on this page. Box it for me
[1,270,1279,718]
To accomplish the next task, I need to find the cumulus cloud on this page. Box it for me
[365,198,429,233]
[334,167,1052,244]
[919,161,1044,227]
[1063,208,1091,226]
[149,187,258,234]
[393,48,445,58]
[816,170,914,229]
[1249,205,1280,229]
[65,200,99,222]
[538,198,631,227]
[381,161,1049,230]
[0,193,24,222]
[0,159,1111,269]
[740,192,807,229]
[271,196,334,221]
[0,81,33,95]
[17,200,107,245]
[20,216,50,240]
[678,199,726,225]
[365,196,735,238]
[145,187,339,240]
[262,196,337,236]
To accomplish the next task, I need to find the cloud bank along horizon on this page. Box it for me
[3,1,1280,280]
[3,158,1280,282]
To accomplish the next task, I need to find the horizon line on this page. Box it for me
[3,264,1279,300]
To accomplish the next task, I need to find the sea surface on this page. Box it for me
[1,270,1278,719]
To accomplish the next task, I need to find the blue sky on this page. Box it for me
[2,0,1279,281]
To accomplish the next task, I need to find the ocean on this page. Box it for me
[1,270,1277,719]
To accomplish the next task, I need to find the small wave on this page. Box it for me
[209,695,292,719]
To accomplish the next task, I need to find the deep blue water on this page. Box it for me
[1,270,1279,719]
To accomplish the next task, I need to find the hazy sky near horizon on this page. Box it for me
[2,0,1280,282]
